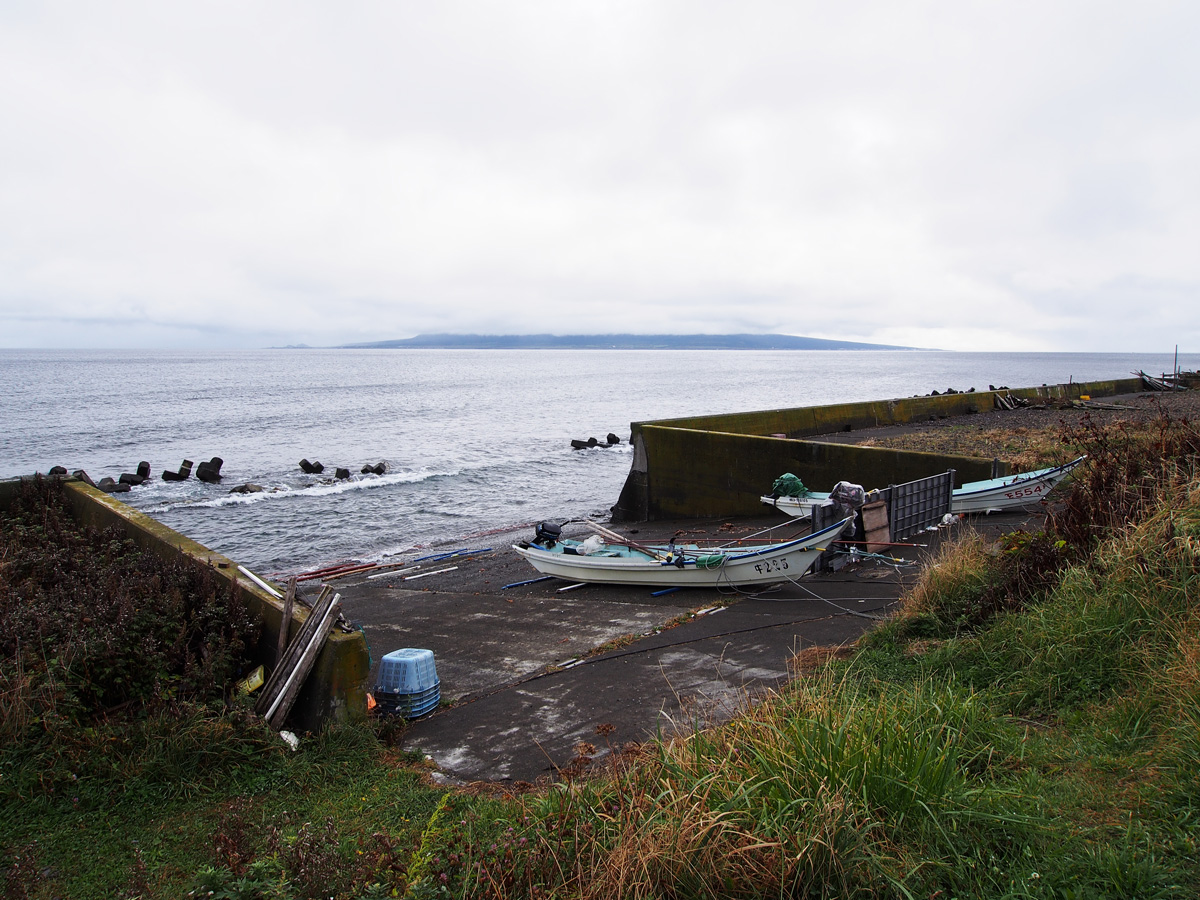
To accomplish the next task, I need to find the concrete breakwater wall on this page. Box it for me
[0,476,369,733]
[612,377,1144,522]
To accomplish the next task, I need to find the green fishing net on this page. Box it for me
[770,473,810,497]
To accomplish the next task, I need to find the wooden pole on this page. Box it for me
[582,520,669,560]
[296,562,374,582]
[317,562,380,582]
[265,595,341,730]
[276,576,296,666]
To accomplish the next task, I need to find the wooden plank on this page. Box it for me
[255,585,333,719]
[264,596,341,731]
[276,576,296,666]
[862,500,890,554]
[309,562,379,582]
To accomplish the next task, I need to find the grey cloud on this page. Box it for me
[0,1,1197,350]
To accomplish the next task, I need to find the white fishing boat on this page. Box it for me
[759,491,831,517]
[761,456,1087,518]
[512,516,852,588]
[949,455,1086,514]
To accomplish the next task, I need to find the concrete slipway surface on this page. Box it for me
[327,509,1040,787]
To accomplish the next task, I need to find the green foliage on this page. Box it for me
[1053,407,1200,550]
[400,677,1035,899]
[186,859,284,900]
[880,526,1070,643]
[1,479,438,899]
[1,477,271,816]
[1039,826,1181,900]
[1,697,283,807]
[1,477,261,742]
[2,725,437,900]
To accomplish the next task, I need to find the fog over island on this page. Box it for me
[337,333,921,351]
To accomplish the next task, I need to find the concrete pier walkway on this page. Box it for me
[329,510,1036,786]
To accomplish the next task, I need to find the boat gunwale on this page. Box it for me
[761,456,1087,512]
[955,455,1086,497]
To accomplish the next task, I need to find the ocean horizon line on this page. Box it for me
[331,332,928,351]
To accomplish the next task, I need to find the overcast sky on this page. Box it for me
[1,2,1196,352]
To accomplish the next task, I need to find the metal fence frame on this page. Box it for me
[810,470,954,569]
[887,469,954,541]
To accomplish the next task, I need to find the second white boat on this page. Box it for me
[762,456,1087,518]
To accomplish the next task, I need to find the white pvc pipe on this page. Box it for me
[402,566,458,581]
[237,565,283,599]
[367,566,419,580]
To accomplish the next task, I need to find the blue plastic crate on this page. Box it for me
[376,648,438,695]
[376,686,439,710]
[376,684,440,708]
[376,684,441,718]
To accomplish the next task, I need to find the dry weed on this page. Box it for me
[896,526,991,620]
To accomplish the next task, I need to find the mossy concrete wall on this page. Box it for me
[612,377,1144,522]
[636,378,1143,439]
[0,476,369,733]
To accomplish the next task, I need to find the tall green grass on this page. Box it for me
[408,675,1039,899]
[928,463,1200,717]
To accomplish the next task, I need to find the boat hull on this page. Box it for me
[950,456,1085,514]
[512,517,852,587]
[760,493,830,517]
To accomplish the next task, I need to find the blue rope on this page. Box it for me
[501,575,555,589]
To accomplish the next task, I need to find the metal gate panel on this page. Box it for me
[887,470,954,541]
[808,470,952,570]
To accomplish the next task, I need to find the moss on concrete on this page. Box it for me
[613,377,1146,522]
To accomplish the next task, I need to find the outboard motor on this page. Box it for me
[534,521,563,547]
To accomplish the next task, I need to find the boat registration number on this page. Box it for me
[753,557,790,574]
[1003,483,1048,500]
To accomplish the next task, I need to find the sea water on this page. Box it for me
[1,349,1194,574]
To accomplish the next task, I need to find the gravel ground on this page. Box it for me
[805,389,1200,470]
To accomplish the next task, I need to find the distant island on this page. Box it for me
[338,333,922,351]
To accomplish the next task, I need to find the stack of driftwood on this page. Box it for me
[253,578,342,731]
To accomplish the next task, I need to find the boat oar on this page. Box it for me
[582,520,671,561]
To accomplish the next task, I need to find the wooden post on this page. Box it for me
[264,595,341,731]
[276,576,296,666]
[256,585,334,722]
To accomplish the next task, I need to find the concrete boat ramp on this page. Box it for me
[327,511,1034,786]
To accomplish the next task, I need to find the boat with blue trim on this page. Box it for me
[512,516,852,588]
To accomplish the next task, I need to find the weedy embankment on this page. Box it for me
[1,478,439,900]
